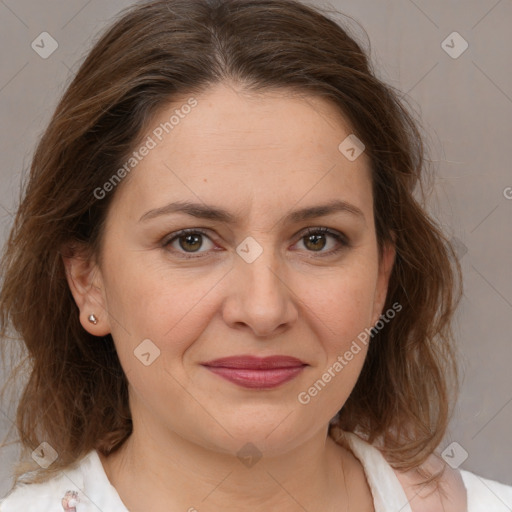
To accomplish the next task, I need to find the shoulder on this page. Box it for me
[392,452,467,512]
[0,477,72,512]
[0,452,96,512]
[459,468,512,511]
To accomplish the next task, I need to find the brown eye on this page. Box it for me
[163,229,216,258]
[303,232,328,251]
[162,226,349,261]
[177,233,203,252]
[296,227,349,256]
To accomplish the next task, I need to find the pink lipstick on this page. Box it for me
[201,355,307,389]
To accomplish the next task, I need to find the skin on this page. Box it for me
[64,81,397,512]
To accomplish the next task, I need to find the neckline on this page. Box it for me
[85,432,412,512]
[81,450,131,510]
[339,431,413,512]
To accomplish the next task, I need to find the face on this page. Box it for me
[65,82,395,457]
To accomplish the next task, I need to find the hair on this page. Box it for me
[0,0,463,495]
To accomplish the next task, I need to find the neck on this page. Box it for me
[99,421,352,512]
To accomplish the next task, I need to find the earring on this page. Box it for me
[88,314,98,325]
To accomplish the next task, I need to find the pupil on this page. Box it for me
[307,234,325,251]
[181,234,201,252]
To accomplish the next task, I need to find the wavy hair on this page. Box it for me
[0,0,463,491]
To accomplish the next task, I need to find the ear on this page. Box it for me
[61,242,111,337]
[371,232,397,327]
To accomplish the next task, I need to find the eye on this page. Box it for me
[162,227,349,259]
[294,227,349,257]
[162,228,216,259]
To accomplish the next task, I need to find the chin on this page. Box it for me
[195,415,319,459]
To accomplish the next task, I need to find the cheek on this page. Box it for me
[104,248,379,356]
[103,253,220,355]
[294,265,378,350]
[293,272,376,418]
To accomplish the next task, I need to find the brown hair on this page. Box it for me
[0,0,462,492]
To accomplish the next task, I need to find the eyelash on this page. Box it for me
[161,227,350,260]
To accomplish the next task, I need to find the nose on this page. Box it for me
[221,241,299,338]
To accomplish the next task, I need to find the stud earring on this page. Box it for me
[88,314,98,325]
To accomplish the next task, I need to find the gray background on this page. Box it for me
[1,0,511,499]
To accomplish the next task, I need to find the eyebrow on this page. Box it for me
[139,199,366,225]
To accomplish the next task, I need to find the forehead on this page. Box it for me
[112,83,373,223]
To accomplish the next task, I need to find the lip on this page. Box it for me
[201,355,307,389]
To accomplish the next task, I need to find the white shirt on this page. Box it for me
[1,432,511,511]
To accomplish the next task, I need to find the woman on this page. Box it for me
[0,1,511,510]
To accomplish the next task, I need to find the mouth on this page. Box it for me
[201,355,308,389]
